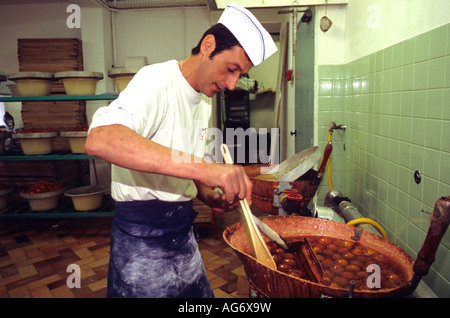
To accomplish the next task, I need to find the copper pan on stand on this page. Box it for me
[245,144,332,216]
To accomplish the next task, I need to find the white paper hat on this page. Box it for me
[218,2,277,66]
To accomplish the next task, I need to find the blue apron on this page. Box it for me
[107,199,214,298]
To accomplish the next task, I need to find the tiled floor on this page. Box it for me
[0,203,268,298]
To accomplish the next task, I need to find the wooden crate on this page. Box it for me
[18,38,83,94]
[20,101,87,150]
[17,38,87,150]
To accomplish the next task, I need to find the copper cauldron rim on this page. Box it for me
[223,215,415,298]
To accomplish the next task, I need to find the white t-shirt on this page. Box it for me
[90,60,211,202]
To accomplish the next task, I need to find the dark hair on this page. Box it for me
[191,23,243,59]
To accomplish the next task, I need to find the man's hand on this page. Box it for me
[195,177,252,212]
[197,162,253,207]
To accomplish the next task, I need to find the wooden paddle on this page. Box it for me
[221,144,276,270]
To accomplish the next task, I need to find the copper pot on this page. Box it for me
[244,166,320,215]
[223,196,450,298]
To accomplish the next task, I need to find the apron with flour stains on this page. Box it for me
[106,200,213,298]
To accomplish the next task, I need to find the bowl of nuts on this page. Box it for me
[13,127,58,155]
[20,180,65,211]
[60,125,89,153]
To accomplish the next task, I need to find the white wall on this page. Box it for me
[317,0,450,65]
[0,2,83,128]
[0,2,82,74]
[112,7,211,66]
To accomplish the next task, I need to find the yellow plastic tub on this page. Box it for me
[54,71,103,95]
[107,68,138,92]
[8,72,54,96]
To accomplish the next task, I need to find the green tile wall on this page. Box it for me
[317,24,449,297]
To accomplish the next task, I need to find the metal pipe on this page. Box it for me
[337,201,383,237]
[324,190,384,237]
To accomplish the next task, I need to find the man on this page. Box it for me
[85,2,277,298]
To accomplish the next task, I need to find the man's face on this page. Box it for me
[196,44,253,98]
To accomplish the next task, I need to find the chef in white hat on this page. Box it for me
[86,2,277,298]
[218,2,278,66]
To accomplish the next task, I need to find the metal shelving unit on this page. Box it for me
[0,94,117,219]
[0,94,118,102]
[0,195,115,220]
[0,151,115,219]
[0,150,94,162]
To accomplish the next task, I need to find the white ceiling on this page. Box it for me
[91,0,347,10]
[0,0,348,10]
[0,0,215,9]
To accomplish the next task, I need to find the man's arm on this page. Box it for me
[85,124,252,204]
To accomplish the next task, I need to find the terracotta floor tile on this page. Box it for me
[0,203,256,298]
[200,249,220,263]
[0,264,18,277]
[8,285,31,298]
[220,280,238,294]
[236,276,250,298]
[29,285,53,298]
[204,257,229,271]
[73,247,93,259]
[213,288,234,298]
[18,264,38,278]
[92,248,109,259]
[79,265,96,279]
[209,276,227,290]
[62,236,78,244]
[5,274,40,291]
[0,273,22,287]
[73,256,96,267]
[14,256,46,268]
[87,257,109,269]
[51,285,76,298]
[35,264,57,277]
[23,246,44,259]
[0,285,7,298]
[47,278,68,290]
[88,277,107,292]
[26,273,62,290]
[205,270,218,281]
[72,286,99,298]
[95,287,107,298]
[231,265,246,277]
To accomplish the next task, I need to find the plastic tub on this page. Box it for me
[54,71,103,95]
[60,131,87,153]
[65,185,108,211]
[8,72,54,96]
[13,131,58,155]
[20,187,65,211]
[107,68,138,92]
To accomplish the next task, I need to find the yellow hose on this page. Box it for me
[346,218,388,240]
[327,131,333,190]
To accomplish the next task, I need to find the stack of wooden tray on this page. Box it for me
[17,38,87,150]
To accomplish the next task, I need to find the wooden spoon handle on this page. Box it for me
[220,144,276,270]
